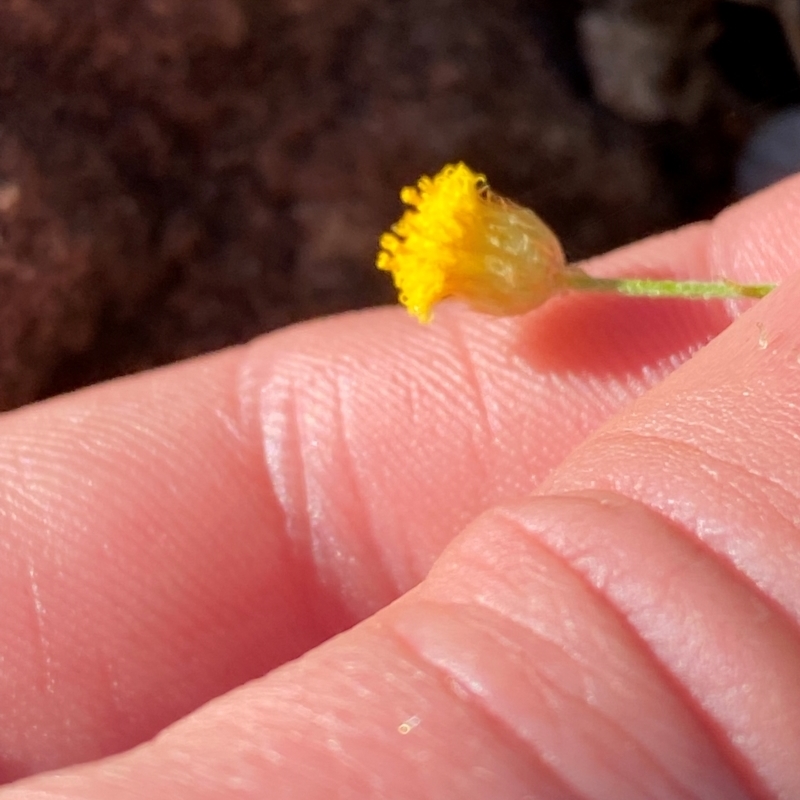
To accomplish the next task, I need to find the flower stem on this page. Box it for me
[563,269,774,300]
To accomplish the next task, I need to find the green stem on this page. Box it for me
[563,269,774,300]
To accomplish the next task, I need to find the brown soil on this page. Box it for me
[0,0,790,408]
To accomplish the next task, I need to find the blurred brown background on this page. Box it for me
[0,0,798,409]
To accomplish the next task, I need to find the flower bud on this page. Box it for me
[377,163,567,322]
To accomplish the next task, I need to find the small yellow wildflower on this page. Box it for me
[377,163,776,322]
[376,162,568,322]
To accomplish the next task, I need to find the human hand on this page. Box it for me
[2,176,800,799]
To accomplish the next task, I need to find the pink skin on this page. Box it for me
[1,177,799,799]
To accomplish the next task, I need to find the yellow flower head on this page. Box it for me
[376,162,567,322]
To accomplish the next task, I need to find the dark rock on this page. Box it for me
[737,106,800,195]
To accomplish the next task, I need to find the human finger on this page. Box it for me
[12,276,800,798]
[2,176,796,781]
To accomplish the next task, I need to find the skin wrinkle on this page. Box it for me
[558,440,771,548]
[384,616,579,800]
[424,512,756,790]
[247,335,402,630]
[256,370,308,551]
[245,358,359,644]
[494,493,796,799]
[606,428,800,528]
[563,428,800,627]
[302,373,385,616]
[615,383,800,479]
[428,599,694,800]
[330,370,399,604]
[469,504,756,800]
[247,310,506,596]
[391,597,721,800]
[257,362,329,603]
[234,343,285,525]
[461,552,622,679]
[692,450,800,533]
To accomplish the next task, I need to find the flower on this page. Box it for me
[377,163,777,318]
[376,162,568,322]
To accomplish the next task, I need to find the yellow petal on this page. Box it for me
[376,163,567,322]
